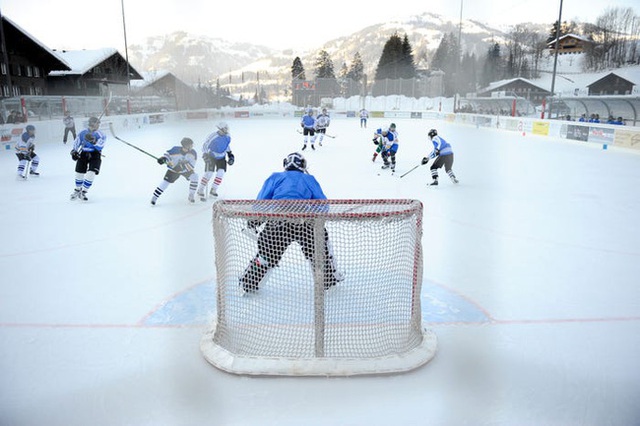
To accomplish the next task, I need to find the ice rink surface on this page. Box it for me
[1,116,639,425]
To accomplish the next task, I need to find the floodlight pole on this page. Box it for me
[121,0,132,114]
[549,0,563,120]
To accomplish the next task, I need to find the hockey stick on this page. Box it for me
[22,158,31,180]
[399,163,424,178]
[108,123,159,160]
[97,91,113,121]
[296,128,337,139]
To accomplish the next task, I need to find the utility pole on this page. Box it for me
[549,0,563,120]
[121,0,132,113]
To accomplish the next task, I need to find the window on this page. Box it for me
[1,63,6,75]
[26,66,33,77]
[34,67,40,78]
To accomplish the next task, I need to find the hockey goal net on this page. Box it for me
[200,199,437,376]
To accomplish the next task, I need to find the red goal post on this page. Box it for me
[200,199,437,376]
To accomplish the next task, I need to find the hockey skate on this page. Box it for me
[381,163,391,169]
[79,189,88,201]
[429,180,439,186]
[209,188,218,197]
[29,170,40,176]
[197,191,206,202]
[70,188,82,200]
[311,144,315,150]
[188,193,195,203]
[302,144,307,150]
[240,257,270,294]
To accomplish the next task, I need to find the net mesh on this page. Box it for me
[202,199,436,375]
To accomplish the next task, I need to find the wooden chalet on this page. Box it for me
[132,71,196,109]
[547,34,592,55]
[0,14,70,99]
[588,72,637,96]
[477,78,551,105]
[48,48,142,96]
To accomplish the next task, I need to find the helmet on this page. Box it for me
[322,108,327,113]
[25,124,35,132]
[180,137,194,148]
[283,152,307,172]
[389,123,396,130]
[216,121,229,134]
[428,129,438,139]
[88,117,100,130]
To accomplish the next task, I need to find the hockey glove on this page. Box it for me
[421,157,429,165]
[157,156,167,165]
[71,150,80,161]
[84,132,96,144]
[227,152,235,165]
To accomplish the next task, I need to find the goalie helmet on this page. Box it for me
[428,128,438,139]
[216,121,229,134]
[283,152,307,172]
[88,116,100,130]
[180,137,194,148]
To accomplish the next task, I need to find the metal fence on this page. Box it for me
[1,95,177,123]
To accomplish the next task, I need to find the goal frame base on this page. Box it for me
[200,323,437,376]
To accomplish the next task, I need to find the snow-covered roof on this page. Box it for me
[547,33,592,45]
[2,15,71,70]
[479,77,549,94]
[48,48,120,76]
[130,70,173,89]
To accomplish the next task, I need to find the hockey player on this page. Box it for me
[422,128,458,186]
[359,108,369,128]
[15,124,40,179]
[196,122,234,200]
[372,127,398,171]
[240,152,341,293]
[315,108,331,146]
[70,117,106,201]
[62,111,76,144]
[151,137,199,205]
[371,123,398,162]
[300,108,317,150]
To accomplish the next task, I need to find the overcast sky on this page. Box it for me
[1,0,638,52]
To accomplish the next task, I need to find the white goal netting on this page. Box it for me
[200,199,437,376]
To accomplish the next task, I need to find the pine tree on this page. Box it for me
[346,52,364,81]
[374,33,404,80]
[314,50,335,78]
[400,35,416,78]
[291,57,305,80]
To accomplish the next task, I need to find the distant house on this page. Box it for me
[131,71,196,110]
[588,71,638,95]
[477,78,551,104]
[0,15,70,99]
[547,34,592,55]
[47,48,142,96]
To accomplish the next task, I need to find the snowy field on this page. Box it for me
[1,116,640,425]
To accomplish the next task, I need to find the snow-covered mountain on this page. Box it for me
[128,12,530,88]
[128,31,277,85]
